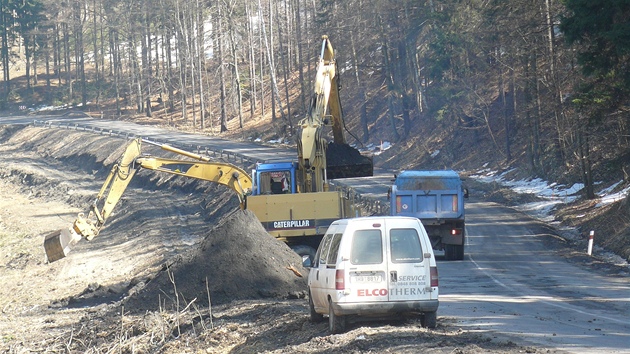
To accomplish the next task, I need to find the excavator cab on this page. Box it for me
[253,161,298,195]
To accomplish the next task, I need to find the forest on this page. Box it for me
[1,0,629,197]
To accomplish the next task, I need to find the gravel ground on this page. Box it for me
[0,125,561,353]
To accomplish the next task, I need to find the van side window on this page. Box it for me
[317,233,334,266]
[351,230,383,264]
[390,228,423,263]
[326,233,343,267]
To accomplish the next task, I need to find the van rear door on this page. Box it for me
[345,222,390,304]
[385,219,430,301]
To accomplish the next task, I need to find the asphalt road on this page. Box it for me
[3,113,629,353]
[439,201,630,353]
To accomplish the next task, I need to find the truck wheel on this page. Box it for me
[421,311,437,328]
[309,291,324,323]
[444,244,465,261]
[328,298,346,334]
[453,244,465,260]
[291,245,316,267]
[444,245,455,260]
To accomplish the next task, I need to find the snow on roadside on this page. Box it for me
[470,167,630,266]
[596,181,630,207]
[469,167,584,222]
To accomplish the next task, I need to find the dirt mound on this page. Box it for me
[125,209,308,312]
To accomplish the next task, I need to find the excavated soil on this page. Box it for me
[0,124,553,353]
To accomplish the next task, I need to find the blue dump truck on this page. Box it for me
[388,170,468,260]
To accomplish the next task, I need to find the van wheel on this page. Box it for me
[291,245,317,267]
[444,245,464,261]
[421,311,437,328]
[309,292,324,323]
[328,299,346,334]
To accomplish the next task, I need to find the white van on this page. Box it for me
[307,216,439,333]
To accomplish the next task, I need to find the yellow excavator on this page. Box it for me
[298,35,372,192]
[44,139,254,262]
[44,35,373,265]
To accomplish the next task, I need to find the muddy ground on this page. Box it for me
[0,125,561,353]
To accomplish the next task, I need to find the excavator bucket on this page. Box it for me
[326,142,374,179]
[44,228,82,262]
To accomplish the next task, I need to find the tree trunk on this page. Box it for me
[1,4,11,98]
[258,8,265,118]
[246,3,257,119]
[268,0,276,121]
[258,0,286,122]
[196,0,206,130]
[187,5,198,128]
[577,126,595,199]
[93,0,101,105]
[294,0,306,113]
[276,0,292,131]
[350,30,369,143]
[498,46,511,162]
[142,12,152,117]
[25,35,32,90]
[110,28,121,115]
[218,5,228,132]
[379,22,400,141]
[227,8,244,129]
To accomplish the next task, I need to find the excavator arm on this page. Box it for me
[44,138,252,263]
[297,35,372,190]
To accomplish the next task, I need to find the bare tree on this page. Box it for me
[258,0,286,122]
[217,3,228,132]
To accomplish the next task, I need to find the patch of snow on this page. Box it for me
[367,141,392,156]
[596,185,630,208]
[597,180,622,196]
[30,104,70,112]
[470,168,584,221]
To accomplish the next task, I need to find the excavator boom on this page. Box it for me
[44,138,252,263]
[298,35,373,183]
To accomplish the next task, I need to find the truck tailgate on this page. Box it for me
[394,190,462,219]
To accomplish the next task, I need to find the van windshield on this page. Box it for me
[390,228,423,263]
[351,230,383,264]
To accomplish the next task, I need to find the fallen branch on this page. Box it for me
[286,264,303,277]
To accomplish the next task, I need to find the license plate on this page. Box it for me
[352,275,382,283]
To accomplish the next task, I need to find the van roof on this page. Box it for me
[333,216,420,226]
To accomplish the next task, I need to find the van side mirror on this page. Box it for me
[463,188,469,198]
[387,187,391,199]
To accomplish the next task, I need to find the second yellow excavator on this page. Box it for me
[44,139,253,262]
